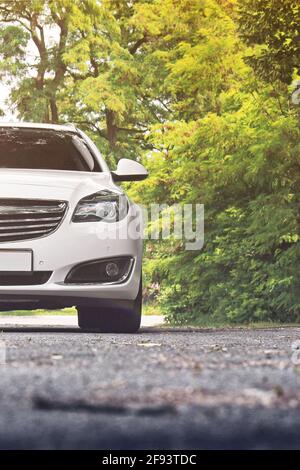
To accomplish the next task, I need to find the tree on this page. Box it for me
[0,0,170,157]
[60,0,171,157]
[0,0,83,122]
[130,0,300,324]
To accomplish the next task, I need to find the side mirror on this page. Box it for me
[111,158,148,182]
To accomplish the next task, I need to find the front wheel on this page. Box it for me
[77,282,142,333]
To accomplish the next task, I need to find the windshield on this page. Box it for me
[0,128,100,172]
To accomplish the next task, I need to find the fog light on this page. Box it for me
[106,262,119,278]
[65,257,133,284]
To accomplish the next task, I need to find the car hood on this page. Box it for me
[0,169,119,204]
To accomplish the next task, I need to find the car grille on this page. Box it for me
[0,271,52,285]
[0,199,67,242]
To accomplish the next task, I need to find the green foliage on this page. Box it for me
[1,0,300,324]
[0,25,29,77]
[238,0,300,84]
[130,0,300,324]
[136,91,300,324]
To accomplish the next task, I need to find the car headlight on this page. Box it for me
[72,190,128,223]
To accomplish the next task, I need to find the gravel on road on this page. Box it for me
[0,323,300,449]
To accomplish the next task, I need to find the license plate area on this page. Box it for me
[0,250,33,272]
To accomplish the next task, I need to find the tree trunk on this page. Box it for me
[49,97,59,123]
[105,108,117,150]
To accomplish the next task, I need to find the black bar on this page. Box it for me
[0,450,299,467]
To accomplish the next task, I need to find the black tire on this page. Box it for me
[77,282,142,333]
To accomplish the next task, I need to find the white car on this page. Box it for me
[0,122,148,333]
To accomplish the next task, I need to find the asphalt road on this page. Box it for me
[0,318,300,449]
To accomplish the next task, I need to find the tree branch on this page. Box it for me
[129,35,148,55]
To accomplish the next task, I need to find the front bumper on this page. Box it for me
[0,207,142,309]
